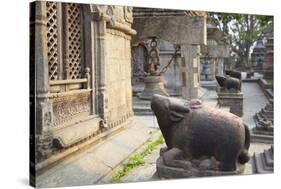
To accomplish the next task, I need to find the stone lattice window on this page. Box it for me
[46,2,59,80]
[65,4,83,79]
[46,2,83,81]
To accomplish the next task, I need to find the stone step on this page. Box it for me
[133,101,151,107]
[265,89,273,100]
[133,105,154,116]
[134,112,154,116]
[250,131,274,143]
[252,153,273,174]
[133,108,152,111]
[254,123,274,134]
[263,148,274,167]
[252,153,266,174]
[260,151,274,172]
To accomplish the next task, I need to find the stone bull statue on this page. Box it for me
[151,94,250,172]
[225,70,241,80]
[216,75,241,92]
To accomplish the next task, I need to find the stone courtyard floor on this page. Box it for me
[242,82,269,129]
[99,82,271,184]
[37,82,272,187]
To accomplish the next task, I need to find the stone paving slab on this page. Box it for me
[37,115,160,188]
[242,82,268,129]
[115,142,271,184]
[98,131,164,184]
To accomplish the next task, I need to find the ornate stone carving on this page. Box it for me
[92,4,133,24]
[65,3,83,79]
[85,67,91,89]
[46,1,59,80]
[124,6,133,23]
[253,99,274,136]
[52,91,91,127]
[43,111,52,128]
[36,109,53,162]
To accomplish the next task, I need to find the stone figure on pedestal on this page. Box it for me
[146,39,160,76]
[216,70,244,116]
[151,94,250,178]
[139,38,169,100]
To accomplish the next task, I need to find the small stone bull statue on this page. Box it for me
[216,75,241,92]
[225,70,241,80]
[151,95,250,171]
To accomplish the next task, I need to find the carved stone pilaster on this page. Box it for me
[93,17,110,127]
[98,87,109,128]
[32,1,54,163]
[35,101,53,162]
[217,58,224,76]
[180,44,201,100]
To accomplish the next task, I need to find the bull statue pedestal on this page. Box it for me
[139,75,169,100]
[156,151,245,179]
[216,74,244,117]
[151,95,250,179]
[217,88,244,117]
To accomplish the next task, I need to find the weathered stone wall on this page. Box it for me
[31,2,136,169]
[105,29,133,122]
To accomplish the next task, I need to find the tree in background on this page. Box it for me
[210,13,273,70]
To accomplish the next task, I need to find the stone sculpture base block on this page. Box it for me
[139,76,169,100]
[218,92,243,117]
[252,127,273,135]
[252,146,274,174]
[156,156,245,179]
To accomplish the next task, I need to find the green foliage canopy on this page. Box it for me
[210,12,273,68]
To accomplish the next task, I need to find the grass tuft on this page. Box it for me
[112,134,164,183]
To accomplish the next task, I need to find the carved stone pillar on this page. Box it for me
[211,58,217,80]
[94,18,109,128]
[32,1,53,163]
[217,58,224,76]
[180,44,201,100]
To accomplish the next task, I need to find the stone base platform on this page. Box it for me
[217,91,243,117]
[156,156,245,179]
[252,126,273,136]
[252,146,274,174]
[251,99,273,143]
[250,129,273,144]
[139,76,168,100]
[133,97,153,116]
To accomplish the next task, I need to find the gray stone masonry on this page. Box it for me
[217,89,244,117]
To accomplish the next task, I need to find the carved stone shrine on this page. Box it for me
[251,38,266,73]
[30,2,135,171]
[252,99,274,137]
[263,31,274,79]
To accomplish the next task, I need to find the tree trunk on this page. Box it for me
[241,55,248,69]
